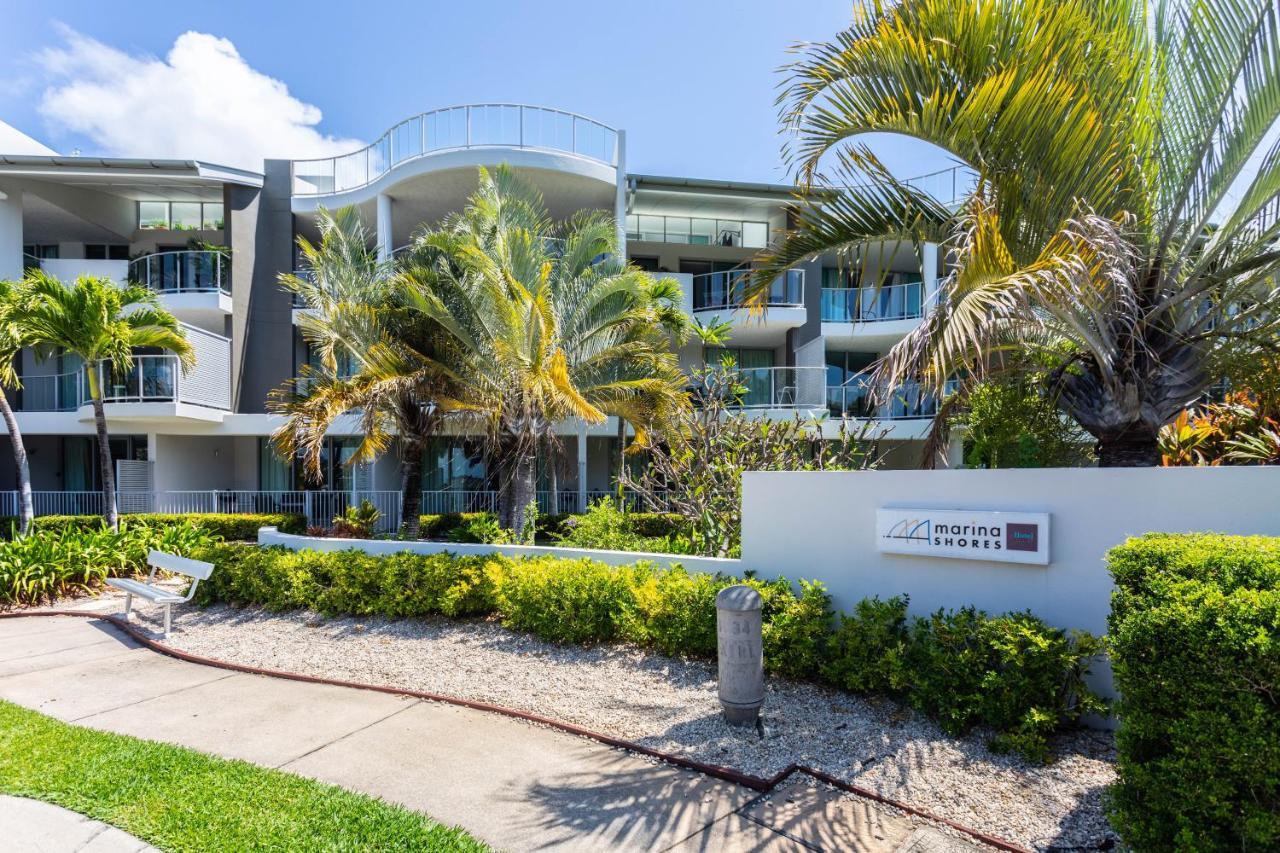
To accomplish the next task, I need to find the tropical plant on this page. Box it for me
[23,273,192,529]
[396,165,690,533]
[757,0,1280,467]
[1158,390,1280,465]
[272,206,444,539]
[951,375,1093,468]
[0,279,34,535]
[623,358,883,557]
[331,499,382,539]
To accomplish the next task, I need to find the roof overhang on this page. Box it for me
[0,155,263,188]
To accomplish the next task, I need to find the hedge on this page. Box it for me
[195,542,1102,759]
[1,513,306,541]
[1107,534,1280,850]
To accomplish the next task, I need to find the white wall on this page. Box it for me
[742,467,1280,632]
[258,527,738,574]
[740,467,1280,698]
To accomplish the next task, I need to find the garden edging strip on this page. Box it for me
[3,610,1029,853]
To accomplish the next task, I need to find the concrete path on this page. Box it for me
[0,795,158,852]
[0,615,984,852]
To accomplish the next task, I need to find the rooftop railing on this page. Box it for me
[292,104,619,196]
[820,281,925,323]
[129,250,229,295]
[692,269,804,312]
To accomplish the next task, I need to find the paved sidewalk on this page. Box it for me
[0,615,983,852]
[0,795,158,852]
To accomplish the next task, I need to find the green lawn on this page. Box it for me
[0,700,490,852]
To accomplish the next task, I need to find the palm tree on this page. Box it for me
[757,0,1280,466]
[398,165,690,532]
[23,273,192,529]
[0,280,35,534]
[272,206,447,538]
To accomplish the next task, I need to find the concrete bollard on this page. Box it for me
[716,584,764,726]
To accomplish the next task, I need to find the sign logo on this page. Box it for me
[1005,523,1038,552]
[876,508,1050,565]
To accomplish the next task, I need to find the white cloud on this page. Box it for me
[35,27,361,171]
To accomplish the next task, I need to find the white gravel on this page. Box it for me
[160,605,1115,851]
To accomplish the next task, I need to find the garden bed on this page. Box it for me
[164,604,1116,851]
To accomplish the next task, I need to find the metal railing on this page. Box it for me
[14,353,230,412]
[820,281,925,322]
[702,365,827,410]
[692,269,804,312]
[292,104,619,196]
[903,165,975,207]
[129,250,229,295]
[0,488,665,532]
[826,377,959,420]
[626,214,770,249]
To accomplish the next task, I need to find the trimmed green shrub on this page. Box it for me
[1107,534,1280,851]
[0,513,305,541]
[905,608,1104,762]
[821,595,913,693]
[555,499,692,554]
[193,543,1099,759]
[418,512,498,540]
[497,557,645,643]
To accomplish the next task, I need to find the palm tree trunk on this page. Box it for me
[89,393,118,531]
[399,438,424,538]
[547,432,558,517]
[509,450,537,536]
[1096,427,1160,467]
[0,391,33,536]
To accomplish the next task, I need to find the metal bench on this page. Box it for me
[106,550,214,638]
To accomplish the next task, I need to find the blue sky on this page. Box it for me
[0,0,957,183]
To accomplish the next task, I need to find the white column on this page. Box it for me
[577,420,588,513]
[376,193,393,262]
[922,241,940,308]
[0,187,23,281]
[614,130,628,257]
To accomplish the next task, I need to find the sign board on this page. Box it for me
[876,508,1050,565]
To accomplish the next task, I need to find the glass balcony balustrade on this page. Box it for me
[820,281,924,323]
[292,104,619,196]
[692,269,804,312]
[128,250,229,295]
[625,214,770,249]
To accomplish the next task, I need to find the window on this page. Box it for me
[138,202,169,230]
[170,203,202,230]
[23,244,59,259]
[202,203,224,230]
[137,201,226,231]
[84,244,130,260]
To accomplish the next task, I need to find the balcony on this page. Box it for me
[291,104,619,197]
[821,281,930,350]
[686,269,806,345]
[825,377,958,420]
[626,214,770,249]
[129,250,231,325]
[14,325,231,423]
[701,366,827,413]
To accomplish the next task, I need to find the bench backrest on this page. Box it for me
[148,550,215,580]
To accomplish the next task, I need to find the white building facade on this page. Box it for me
[0,105,963,527]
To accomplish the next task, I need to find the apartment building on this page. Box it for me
[0,104,961,525]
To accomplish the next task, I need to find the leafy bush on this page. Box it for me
[331,500,381,539]
[0,520,217,606]
[194,544,1099,758]
[821,595,912,693]
[497,557,644,643]
[1107,535,1280,851]
[0,513,305,541]
[446,513,512,544]
[555,499,691,554]
[905,608,1103,761]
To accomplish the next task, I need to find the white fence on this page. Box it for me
[0,488,659,531]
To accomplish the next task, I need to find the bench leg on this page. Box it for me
[163,604,172,638]
[123,593,133,621]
